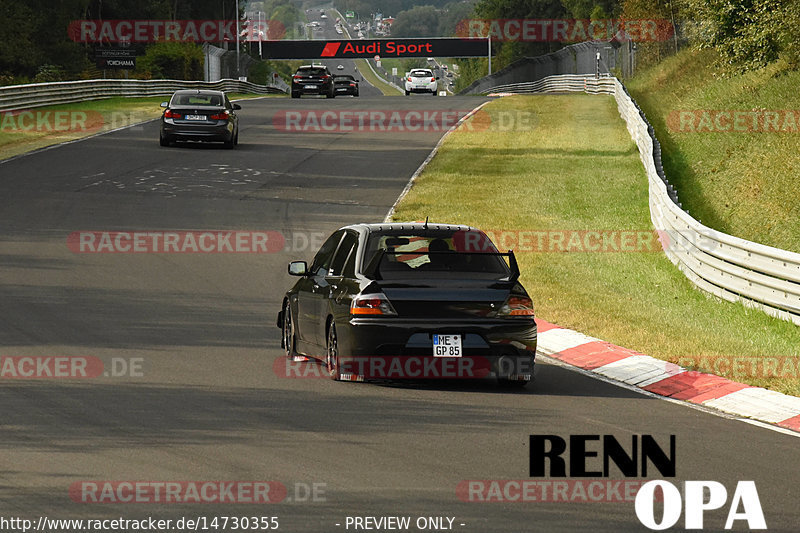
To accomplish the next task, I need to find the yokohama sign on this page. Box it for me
[262,38,489,59]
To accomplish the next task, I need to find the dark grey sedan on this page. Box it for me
[159,90,240,148]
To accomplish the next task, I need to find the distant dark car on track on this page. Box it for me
[277,223,537,386]
[159,90,240,148]
[292,65,335,98]
[333,75,359,96]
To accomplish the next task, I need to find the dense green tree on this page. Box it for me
[136,41,204,79]
[0,2,43,77]
[438,0,478,36]
[390,5,441,37]
[560,0,619,18]
[682,0,795,70]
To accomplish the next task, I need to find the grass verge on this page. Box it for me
[390,94,800,397]
[354,59,403,96]
[627,48,800,253]
[0,93,276,161]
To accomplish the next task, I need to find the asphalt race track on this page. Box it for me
[1,19,800,533]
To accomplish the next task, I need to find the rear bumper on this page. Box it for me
[406,85,436,93]
[336,317,537,380]
[293,82,332,95]
[161,122,233,142]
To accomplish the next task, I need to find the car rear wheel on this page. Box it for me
[405,90,410,96]
[282,301,298,359]
[159,134,171,147]
[326,320,341,380]
[291,91,300,98]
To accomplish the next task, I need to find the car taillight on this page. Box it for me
[351,294,397,316]
[209,111,229,120]
[164,109,181,119]
[498,295,535,317]
[430,77,435,82]
[350,83,355,87]
[321,75,330,80]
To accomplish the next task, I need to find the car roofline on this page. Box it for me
[339,222,481,235]
[170,89,225,95]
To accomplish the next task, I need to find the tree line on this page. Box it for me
[363,0,799,77]
[2,0,796,85]
[0,0,303,84]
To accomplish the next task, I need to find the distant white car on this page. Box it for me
[337,64,344,70]
[405,68,438,95]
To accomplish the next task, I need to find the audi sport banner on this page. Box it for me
[260,38,489,59]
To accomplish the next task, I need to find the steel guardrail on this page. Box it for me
[481,74,800,325]
[0,78,286,112]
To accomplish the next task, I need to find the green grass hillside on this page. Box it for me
[391,95,800,397]
[627,48,800,253]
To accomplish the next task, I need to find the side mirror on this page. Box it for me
[160,102,168,108]
[288,261,308,276]
[233,103,242,110]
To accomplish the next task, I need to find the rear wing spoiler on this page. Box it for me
[363,250,520,282]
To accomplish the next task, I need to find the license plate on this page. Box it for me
[304,85,317,89]
[185,114,205,121]
[433,334,462,357]
[337,88,347,91]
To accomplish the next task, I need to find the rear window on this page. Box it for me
[171,93,222,106]
[410,70,432,77]
[297,68,327,76]
[363,230,509,280]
